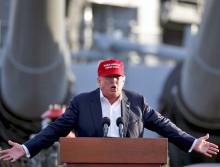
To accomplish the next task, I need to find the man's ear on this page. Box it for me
[97,77,101,86]
[123,76,126,83]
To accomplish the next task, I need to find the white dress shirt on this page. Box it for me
[100,90,122,137]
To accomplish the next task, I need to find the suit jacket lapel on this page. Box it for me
[90,88,103,136]
[121,90,130,137]
[90,89,130,137]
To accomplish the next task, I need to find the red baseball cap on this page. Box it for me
[98,59,124,77]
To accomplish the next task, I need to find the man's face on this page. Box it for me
[97,74,125,100]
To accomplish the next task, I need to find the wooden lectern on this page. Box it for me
[59,137,168,167]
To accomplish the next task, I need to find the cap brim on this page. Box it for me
[100,73,124,77]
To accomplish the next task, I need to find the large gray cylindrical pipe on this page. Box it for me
[1,0,71,119]
[180,0,220,128]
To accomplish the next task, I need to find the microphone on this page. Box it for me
[102,117,111,137]
[116,117,124,138]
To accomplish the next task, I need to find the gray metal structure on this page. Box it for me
[160,0,220,166]
[180,0,220,129]
[1,0,72,119]
[0,0,74,147]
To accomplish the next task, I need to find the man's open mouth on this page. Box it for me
[111,85,116,91]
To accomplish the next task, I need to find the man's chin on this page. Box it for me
[109,92,120,98]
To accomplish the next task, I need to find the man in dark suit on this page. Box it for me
[0,59,219,162]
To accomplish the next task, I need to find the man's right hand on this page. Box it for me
[0,140,25,162]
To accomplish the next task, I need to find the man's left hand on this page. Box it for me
[194,133,219,157]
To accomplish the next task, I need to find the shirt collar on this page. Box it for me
[99,89,122,102]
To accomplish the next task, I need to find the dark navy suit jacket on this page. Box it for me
[25,88,195,157]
